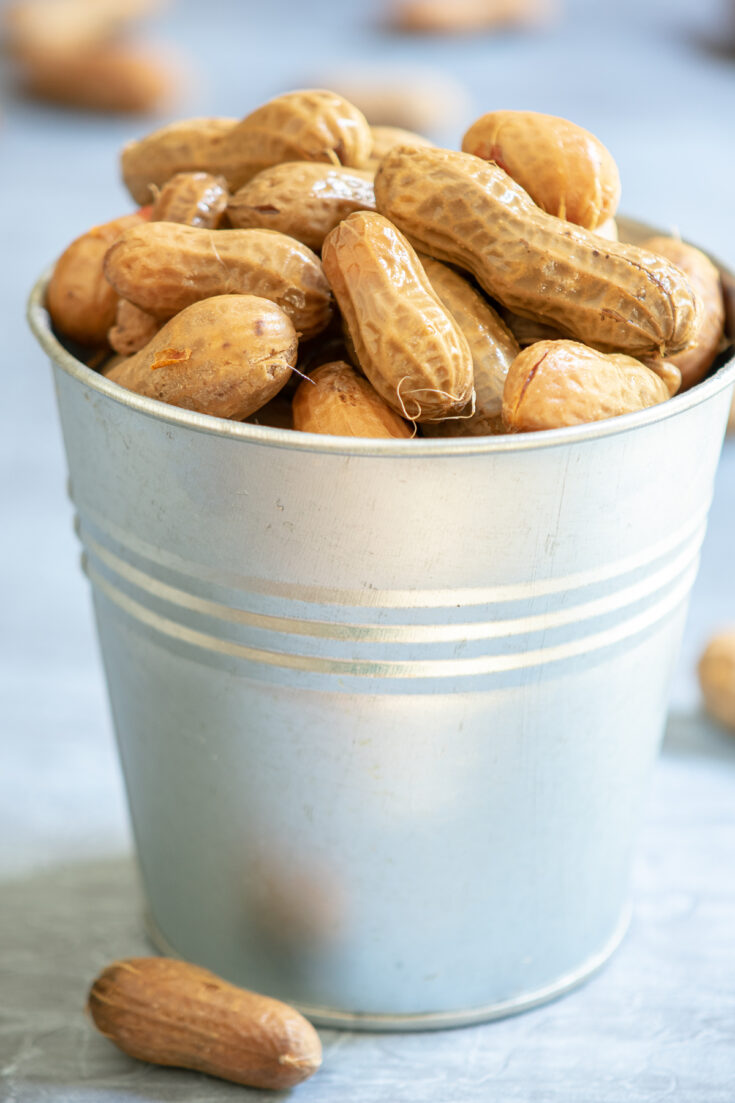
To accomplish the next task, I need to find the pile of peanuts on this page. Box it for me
[45,89,730,439]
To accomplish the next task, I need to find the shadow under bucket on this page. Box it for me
[28,217,735,1030]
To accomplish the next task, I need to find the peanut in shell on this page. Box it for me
[87,957,321,1091]
[46,210,145,345]
[105,295,298,420]
[293,360,413,438]
[151,171,229,228]
[502,339,670,432]
[121,90,372,203]
[419,255,519,436]
[641,235,725,391]
[121,118,238,205]
[321,211,474,422]
[462,110,620,230]
[103,222,332,339]
[374,145,700,357]
[228,162,375,250]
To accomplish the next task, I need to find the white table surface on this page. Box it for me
[2,0,735,1098]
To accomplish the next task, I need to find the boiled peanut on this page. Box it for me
[641,236,725,390]
[375,145,699,356]
[419,255,519,435]
[17,42,179,114]
[321,211,474,421]
[698,631,735,732]
[121,117,239,205]
[105,295,297,419]
[151,171,229,228]
[293,361,413,438]
[87,957,321,1090]
[108,298,159,355]
[502,340,670,432]
[46,211,145,345]
[462,110,620,230]
[228,162,375,250]
[121,90,372,203]
[214,90,372,193]
[388,0,558,33]
[103,223,332,339]
[364,125,435,171]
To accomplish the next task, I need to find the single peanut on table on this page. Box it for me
[698,631,735,732]
[105,295,298,420]
[87,957,322,1090]
[641,236,725,391]
[121,90,372,203]
[293,361,413,438]
[502,340,671,432]
[103,222,333,339]
[462,110,620,230]
[228,162,376,251]
[322,211,474,421]
[419,255,519,436]
[375,145,700,357]
[46,211,146,345]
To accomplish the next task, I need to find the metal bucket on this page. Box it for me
[28,219,735,1030]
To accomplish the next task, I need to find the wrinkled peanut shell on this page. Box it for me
[322,211,474,421]
[375,146,699,357]
[228,162,375,250]
[87,957,322,1090]
[293,360,413,438]
[103,222,332,339]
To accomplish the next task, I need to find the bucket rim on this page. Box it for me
[28,216,735,458]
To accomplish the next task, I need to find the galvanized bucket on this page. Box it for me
[28,219,735,1030]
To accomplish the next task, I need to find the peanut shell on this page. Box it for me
[121,117,239,205]
[151,171,229,228]
[641,236,725,391]
[321,211,474,421]
[419,255,518,436]
[293,360,413,438]
[375,145,699,357]
[228,162,375,250]
[103,222,332,339]
[87,957,321,1090]
[46,211,144,345]
[105,295,297,419]
[502,339,670,432]
[462,110,620,229]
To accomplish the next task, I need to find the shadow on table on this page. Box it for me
[662,711,735,761]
